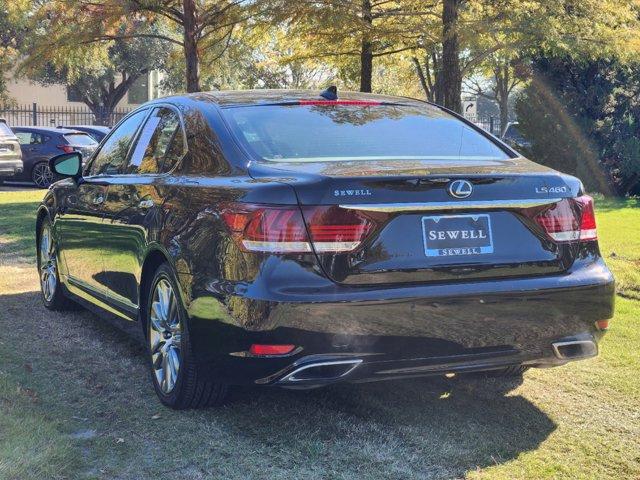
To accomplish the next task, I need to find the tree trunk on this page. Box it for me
[495,65,509,135]
[359,0,373,93]
[412,57,431,100]
[183,0,201,93]
[441,0,462,113]
[81,71,145,126]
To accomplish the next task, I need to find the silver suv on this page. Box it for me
[0,119,23,182]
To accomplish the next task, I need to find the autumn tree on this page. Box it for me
[0,0,29,106]
[266,0,433,93]
[25,0,263,93]
[23,22,170,124]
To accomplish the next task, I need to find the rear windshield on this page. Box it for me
[0,121,14,137]
[222,104,510,162]
[64,133,98,146]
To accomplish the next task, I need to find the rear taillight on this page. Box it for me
[534,195,597,243]
[301,205,374,252]
[57,145,74,153]
[575,195,597,241]
[220,203,375,253]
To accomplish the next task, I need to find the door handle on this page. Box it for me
[93,195,104,205]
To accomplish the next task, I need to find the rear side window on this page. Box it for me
[126,107,185,174]
[223,104,509,162]
[15,132,48,145]
[89,109,148,176]
[63,133,97,146]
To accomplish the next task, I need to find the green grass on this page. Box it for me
[0,186,639,479]
[0,188,42,264]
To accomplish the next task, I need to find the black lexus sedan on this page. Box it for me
[37,89,615,409]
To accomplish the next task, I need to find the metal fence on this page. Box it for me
[0,103,132,127]
[464,115,502,137]
[1,103,505,136]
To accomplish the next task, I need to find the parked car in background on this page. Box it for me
[37,90,614,409]
[12,127,98,187]
[501,122,532,150]
[58,125,111,143]
[0,118,23,183]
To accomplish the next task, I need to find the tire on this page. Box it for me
[32,162,54,188]
[145,263,228,409]
[38,218,76,310]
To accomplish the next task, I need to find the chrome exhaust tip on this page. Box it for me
[279,359,363,383]
[552,340,598,360]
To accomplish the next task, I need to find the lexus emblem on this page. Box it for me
[448,180,473,199]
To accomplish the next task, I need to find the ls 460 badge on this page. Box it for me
[536,186,568,194]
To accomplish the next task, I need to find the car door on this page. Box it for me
[56,109,149,302]
[14,130,49,179]
[100,106,187,312]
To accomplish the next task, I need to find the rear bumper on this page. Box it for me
[186,258,614,386]
[0,158,23,177]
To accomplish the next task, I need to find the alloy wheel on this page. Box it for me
[149,278,182,394]
[39,224,57,302]
[32,163,54,188]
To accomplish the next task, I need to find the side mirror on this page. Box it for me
[49,152,83,179]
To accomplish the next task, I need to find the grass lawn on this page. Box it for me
[0,187,638,480]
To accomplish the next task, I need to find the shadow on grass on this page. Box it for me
[1,289,556,479]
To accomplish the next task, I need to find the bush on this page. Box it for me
[515,57,640,196]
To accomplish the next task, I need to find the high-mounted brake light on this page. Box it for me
[298,100,382,106]
[534,195,597,243]
[220,203,376,253]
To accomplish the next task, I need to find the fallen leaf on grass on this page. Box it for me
[16,385,38,403]
[151,413,161,420]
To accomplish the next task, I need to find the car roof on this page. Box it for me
[13,126,83,134]
[155,89,437,110]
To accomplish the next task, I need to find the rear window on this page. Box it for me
[64,133,97,146]
[0,121,14,136]
[222,104,510,162]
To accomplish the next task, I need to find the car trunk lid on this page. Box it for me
[249,158,585,285]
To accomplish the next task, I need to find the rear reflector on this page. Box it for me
[595,320,609,331]
[534,195,597,243]
[220,203,375,253]
[249,344,295,356]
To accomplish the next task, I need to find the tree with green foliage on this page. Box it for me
[26,0,262,93]
[267,0,431,93]
[0,0,29,106]
[516,57,640,196]
[23,22,170,124]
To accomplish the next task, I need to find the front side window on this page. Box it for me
[222,104,510,163]
[126,107,185,174]
[88,109,148,176]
